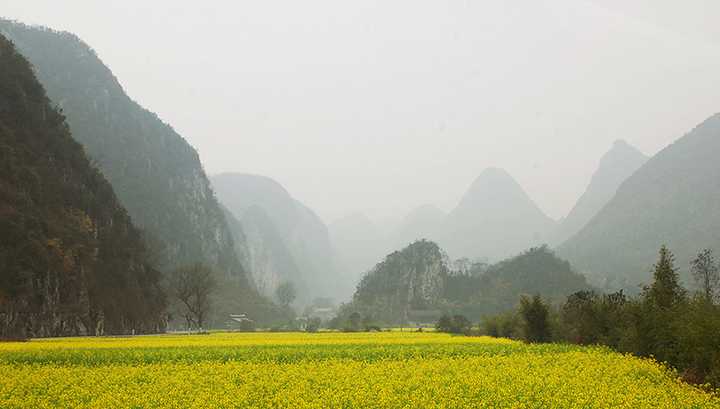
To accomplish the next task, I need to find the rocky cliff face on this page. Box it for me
[211,173,339,302]
[0,34,165,338]
[0,20,247,282]
[350,240,448,323]
[223,205,299,297]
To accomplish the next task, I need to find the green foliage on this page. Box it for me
[347,312,362,332]
[645,245,686,309]
[481,311,521,339]
[561,290,627,347]
[435,314,471,334]
[479,246,720,387]
[305,317,322,333]
[345,243,588,327]
[519,295,551,343]
[445,246,590,316]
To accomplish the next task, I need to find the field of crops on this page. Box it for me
[0,332,717,408]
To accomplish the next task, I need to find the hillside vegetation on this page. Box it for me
[0,34,164,338]
[0,20,249,283]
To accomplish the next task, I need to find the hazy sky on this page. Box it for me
[5,1,720,224]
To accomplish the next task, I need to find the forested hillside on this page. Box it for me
[0,34,165,338]
[340,242,589,325]
[0,20,248,284]
[560,113,720,290]
[346,240,449,324]
[444,246,590,316]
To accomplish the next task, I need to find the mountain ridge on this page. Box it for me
[559,113,720,289]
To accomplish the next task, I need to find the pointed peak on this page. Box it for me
[599,140,648,168]
[610,139,643,154]
[612,139,631,149]
[476,167,513,179]
[468,167,521,192]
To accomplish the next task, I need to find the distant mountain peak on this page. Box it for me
[560,112,720,288]
[554,139,648,245]
[211,173,339,302]
[442,168,554,261]
[455,168,544,215]
[470,167,517,188]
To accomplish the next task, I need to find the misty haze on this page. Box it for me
[1,1,719,408]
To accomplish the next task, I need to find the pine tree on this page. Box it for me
[645,246,686,309]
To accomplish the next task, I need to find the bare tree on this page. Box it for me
[275,281,297,308]
[691,249,720,302]
[171,264,217,330]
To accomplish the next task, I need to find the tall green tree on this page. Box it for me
[645,246,686,309]
[519,295,551,343]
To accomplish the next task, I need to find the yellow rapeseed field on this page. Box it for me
[0,332,717,408]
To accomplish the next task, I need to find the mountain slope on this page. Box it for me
[554,140,648,244]
[0,34,165,338]
[559,113,720,288]
[441,168,555,261]
[445,246,590,315]
[0,20,246,282]
[211,173,338,301]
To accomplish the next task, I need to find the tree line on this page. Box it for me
[447,246,720,388]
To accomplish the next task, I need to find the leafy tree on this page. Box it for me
[451,315,472,334]
[347,312,362,332]
[171,264,216,330]
[482,312,521,339]
[306,317,322,333]
[519,295,551,343]
[275,282,297,308]
[435,314,471,334]
[691,249,719,302]
[436,314,453,333]
[561,290,600,345]
[674,296,720,385]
